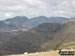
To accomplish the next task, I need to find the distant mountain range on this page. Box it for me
[0,16,75,55]
[0,16,70,32]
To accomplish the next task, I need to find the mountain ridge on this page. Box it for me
[0,16,70,32]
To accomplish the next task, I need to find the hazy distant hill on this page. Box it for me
[5,16,29,23]
[49,17,69,22]
[25,16,69,29]
[0,21,17,31]
[0,16,69,32]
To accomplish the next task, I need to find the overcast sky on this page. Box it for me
[0,0,75,20]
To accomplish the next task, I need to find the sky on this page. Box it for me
[0,0,75,20]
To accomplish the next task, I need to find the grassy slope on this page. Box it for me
[58,20,75,49]
[2,19,75,55]
[2,23,65,54]
[6,51,59,56]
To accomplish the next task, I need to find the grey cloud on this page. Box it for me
[0,0,75,19]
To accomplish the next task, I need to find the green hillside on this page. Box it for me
[2,23,65,54]
[58,19,75,49]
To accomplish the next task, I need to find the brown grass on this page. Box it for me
[5,50,59,56]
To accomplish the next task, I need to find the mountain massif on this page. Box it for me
[0,16,74,55]
[1,18,75,55]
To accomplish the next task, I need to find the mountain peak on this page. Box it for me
[14,16,28,19]
[5,16,29,22]
[31,16,48,19]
